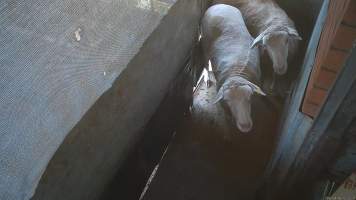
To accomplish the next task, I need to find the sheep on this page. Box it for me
[212,0,302,75]
[201,4,265,133]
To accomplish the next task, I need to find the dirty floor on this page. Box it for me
[141,74,281,200]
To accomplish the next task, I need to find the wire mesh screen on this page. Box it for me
[0,0,176,199]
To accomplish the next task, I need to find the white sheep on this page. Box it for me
[202,4,265,133]
[213,0,302,75]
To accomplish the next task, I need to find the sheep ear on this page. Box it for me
[212,87,224,104]
[250,34,264,49]
[287,27,302,40]
[249,83,266,96]
[290,34,302,40]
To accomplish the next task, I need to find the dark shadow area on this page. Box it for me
[141,74,281,200]
[99,60,194,200]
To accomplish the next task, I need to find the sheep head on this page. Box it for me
[213,78,265,133]
[250,27,302,75]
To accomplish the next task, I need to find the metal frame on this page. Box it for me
[262,0,356,195]
[263,0,330,189]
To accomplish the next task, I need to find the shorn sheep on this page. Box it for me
[213,0,302,75]
[201,4,265,133]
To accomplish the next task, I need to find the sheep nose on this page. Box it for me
[238,122,252,133]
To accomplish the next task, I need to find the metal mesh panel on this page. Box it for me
[0,0,175,199]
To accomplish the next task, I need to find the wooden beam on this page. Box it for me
[287,46,356,196]
[302,0,351,118]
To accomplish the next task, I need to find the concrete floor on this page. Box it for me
[141,74,281,200]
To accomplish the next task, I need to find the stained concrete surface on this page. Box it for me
[142,75,280,200]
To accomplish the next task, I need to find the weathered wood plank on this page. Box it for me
[287,47,356,198]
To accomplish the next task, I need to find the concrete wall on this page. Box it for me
[0,0,205,199]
